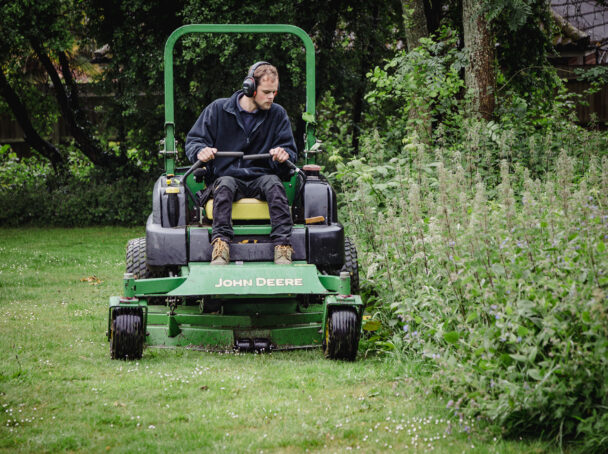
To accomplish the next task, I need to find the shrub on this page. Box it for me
[338,141,608,450]
[0,148,153,226]
[331,32,608,451]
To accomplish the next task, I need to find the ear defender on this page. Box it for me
[242,61,271,97]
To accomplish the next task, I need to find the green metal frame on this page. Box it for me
[109,266,362,349]
[162,24,317,175]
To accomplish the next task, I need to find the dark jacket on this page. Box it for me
[185,90,297,181]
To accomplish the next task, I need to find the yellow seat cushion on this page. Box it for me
[205,198,270,220]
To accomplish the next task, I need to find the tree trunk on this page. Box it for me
[423,0,443,36]
[402,0,431,142]
[462,0,495,119]
[402,0,428,50]
[0,70,66,172]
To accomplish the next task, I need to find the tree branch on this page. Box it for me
[30,39,126,169]
[0,70,66,172]
[57,51,82,111]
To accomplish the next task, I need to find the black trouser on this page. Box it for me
[212,175,292,247]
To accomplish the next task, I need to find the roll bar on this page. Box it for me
[162,24,317,174]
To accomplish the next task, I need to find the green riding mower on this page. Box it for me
[107,24,363,361]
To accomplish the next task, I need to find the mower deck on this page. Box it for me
[109,262,362,353]
[132,301,326,350]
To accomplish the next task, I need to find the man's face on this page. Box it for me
[253,76,278,110]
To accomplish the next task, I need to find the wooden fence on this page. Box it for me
[555,64,608,125]
[0,85,105,153]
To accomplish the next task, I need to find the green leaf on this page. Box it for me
[302,112,315,123]
[510,354,528,362]
[443,331,459,344]
[597,241,605,253]
[363,320,382,332]
[517,326,529,337]
[491,264,506,276]
[500,353,514,366]
[527,369,542,380]
[478,359,491,370]
[466,312,478,323]
[581,312,591,323]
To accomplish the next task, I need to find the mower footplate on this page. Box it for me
[165,262,329,297]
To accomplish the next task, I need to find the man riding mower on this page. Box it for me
[107,24,363,361]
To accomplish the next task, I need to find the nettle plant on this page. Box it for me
[336,130,608,449]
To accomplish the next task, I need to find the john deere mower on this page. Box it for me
[107,24,362,361]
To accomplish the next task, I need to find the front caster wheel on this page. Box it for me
[324,309,360,361]
[110,312,144,360]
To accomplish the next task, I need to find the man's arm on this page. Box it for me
[185,104,217,163]
[268,107,297,171]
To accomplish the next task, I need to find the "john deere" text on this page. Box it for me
[214,277,304,288]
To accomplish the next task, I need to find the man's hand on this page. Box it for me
[269,147,289,163]
[197,147,217,162]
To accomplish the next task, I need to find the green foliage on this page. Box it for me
[334,32,608,451]
[339,142,608,451]
[2,0,404,223]
[364,28,466,151]
[0,149,152,226]
[84,0,402,159]
[484,0,535,31]
[0,0,78,55]
[314,91,354,169]
[83,0,185,167]
[574,65,608,98]
[1,0,402,173]
[0,0,78,139]
[485,0,555,99]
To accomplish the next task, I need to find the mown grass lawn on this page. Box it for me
[0,228,559,453]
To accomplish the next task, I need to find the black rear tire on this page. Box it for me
[110,313,144,360]
[126,237,152,279]
[324,309,359,361]
[341,237,360,294]
[126,237,169,306]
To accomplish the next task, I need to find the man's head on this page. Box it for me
[243,62,279,111]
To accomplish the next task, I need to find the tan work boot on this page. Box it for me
[274,245,293,265]
[211,238,230,265]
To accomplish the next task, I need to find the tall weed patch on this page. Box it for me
[334,33,608,450]
[339,147,608,448]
